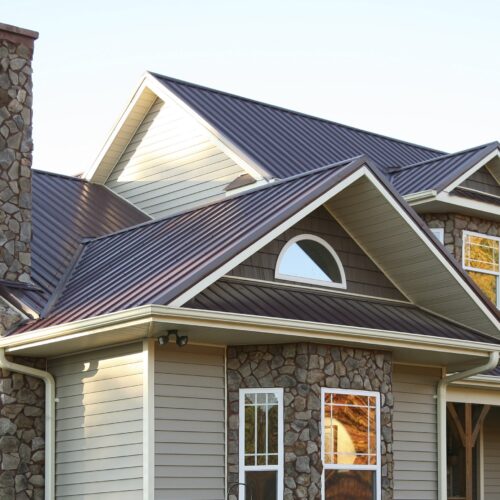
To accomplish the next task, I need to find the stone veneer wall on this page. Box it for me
[227,343,394,500]
[0,25,36,283]
[423,213,500,261]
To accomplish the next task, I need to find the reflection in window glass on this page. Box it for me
[463,232,500,307]
[277,236,345,287]
[322,391,380,500]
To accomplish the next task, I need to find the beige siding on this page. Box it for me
[484,407,500,499]
[155,344,225,499]
[105,97,246,218]
[393,364,440,500]
[49,343,143,499]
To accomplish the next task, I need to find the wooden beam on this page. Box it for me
[448,402,466,447]
[465,403,473,500]
[472,404,490,446]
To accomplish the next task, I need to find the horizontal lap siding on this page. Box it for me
[484,407,500,499]
[49,343,143,499]
[393,365,440,500]
[106,97,246,218]
[155,344,225,500]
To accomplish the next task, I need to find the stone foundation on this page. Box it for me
[227,343,394,499]
[424,213,500,261]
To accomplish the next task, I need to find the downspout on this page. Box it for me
[437,351,499,500]
[0,349,55,500]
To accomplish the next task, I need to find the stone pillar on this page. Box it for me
[0,22,38,283]
[227,343,394,500]
[0,23,43,500]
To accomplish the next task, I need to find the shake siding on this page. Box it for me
[460,166,500,196]
[155,344,226,499]
[484,407,500,499]
[105,97,246,218]
[229,206,406,300]
[393,364,440,500]
[49,343,143,499]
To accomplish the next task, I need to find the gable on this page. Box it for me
[460,164,500,197]
[228,206,405,301]
[105,96,248,218]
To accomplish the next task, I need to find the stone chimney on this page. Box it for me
[0,23,38,284]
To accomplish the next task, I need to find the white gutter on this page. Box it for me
[0,349,55,500]
[403,189,437,203]
[437,351,499,500]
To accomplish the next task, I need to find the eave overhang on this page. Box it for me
[2,305,499,369]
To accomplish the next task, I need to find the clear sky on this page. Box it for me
[2,0,500,175]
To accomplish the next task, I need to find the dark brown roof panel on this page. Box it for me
[187,278,498,344]
[15,171,150,312]
[152,73,443,178]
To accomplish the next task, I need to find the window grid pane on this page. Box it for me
[244,392,280,468]
[323,392,378,467]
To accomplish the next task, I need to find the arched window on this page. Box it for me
[275,234,347,289]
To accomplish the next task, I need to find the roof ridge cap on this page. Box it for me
[149,71,445,157]
[33,168,88,183]
[390,142,498,174]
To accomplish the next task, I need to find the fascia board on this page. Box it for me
[435,192,500,218]
[3,304,499,359]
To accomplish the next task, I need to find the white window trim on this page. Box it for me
[430,227,445,244]
[320,388,381,500]
[462,230,500,308]
[275,234,347,289]
[239,387,284,499]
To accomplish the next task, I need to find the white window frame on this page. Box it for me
[320,388,381,500]
[275,234,347,289]
[462,230,500,308]
[430,227,445,244]
[239,388,284,499]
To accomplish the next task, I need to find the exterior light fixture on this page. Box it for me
[157,329,188,347]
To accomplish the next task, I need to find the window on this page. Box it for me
[463,231,500,308]
[275,234,347,289]
[239,388,283,500]
[321,389,381,500]
[430,227,444,244]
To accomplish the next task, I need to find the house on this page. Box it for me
[0,21,499,500]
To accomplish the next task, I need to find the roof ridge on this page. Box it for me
[149,71,445,157]
[81,156,364,246]
[390,142,498,174]
[33,168,88,183]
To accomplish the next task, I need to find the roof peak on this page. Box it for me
[149,71,445,158]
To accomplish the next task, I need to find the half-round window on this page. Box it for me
[275,234,346,289]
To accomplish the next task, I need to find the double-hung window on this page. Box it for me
[321,388,381,500]
[239,388,283,499]
[463,231,500,308]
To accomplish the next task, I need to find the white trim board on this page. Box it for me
[86,72,268,184]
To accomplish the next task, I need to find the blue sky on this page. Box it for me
[2,0,500,175]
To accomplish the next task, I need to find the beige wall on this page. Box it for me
[105,97,246,218]
[393,364,440,500]
[49,343,144,499]
[155,343,226,499]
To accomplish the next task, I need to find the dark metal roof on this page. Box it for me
[11,170,149,313]
[390,143,499,195]
[452,187,500,207]
[186,278,498,344]
[152,73,443,178]
[16,158,362,330]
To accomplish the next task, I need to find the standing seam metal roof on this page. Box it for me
[18,158,360,330]
[186,278,498,344]
[152,73,444,178]
[390,142,499,195]
[11,171,150,313]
